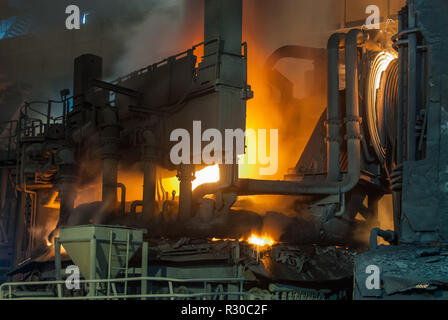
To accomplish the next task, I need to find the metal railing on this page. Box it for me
[0,276,246,300]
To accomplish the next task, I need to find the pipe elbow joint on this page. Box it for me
[346,29,368,48]
[327,33,346,50]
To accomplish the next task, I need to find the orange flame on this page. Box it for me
[162,164,220,194]
[210,237,243,242]
[247,234,275,247]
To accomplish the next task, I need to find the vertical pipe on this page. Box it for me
[393,8,406,237]
[117,183,126,216]
[396,10,405,167]
[58,184,75,226]
[0,168,7,210]
[62,99,67,129]
[326,34,345,182]
[89,236,97,297]
[101,107,120,213]
[177,164,194,221]
[141,241,148,300]
[102,158,118,207]
[342,29,363,192]
[142,162,156,219]
[407,1,417,161]
[54,237,62,298]
[107,231,112,297]
[46,101,52,129]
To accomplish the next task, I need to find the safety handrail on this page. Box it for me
[0,276,246,300]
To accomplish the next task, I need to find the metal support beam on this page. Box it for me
[407,2,417,161]
[90,79,142,100]
[141,242,148,300]
[142,162,156,219]
[54,237,62,298]
[89,237,97,297]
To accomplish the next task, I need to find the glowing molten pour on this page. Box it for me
[192,164,220,190]
[247,234,274,247]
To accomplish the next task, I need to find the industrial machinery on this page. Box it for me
[0,0,446,300]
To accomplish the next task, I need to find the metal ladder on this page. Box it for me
[106,231,131,297]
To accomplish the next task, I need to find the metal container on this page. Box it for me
[59,225,145,280]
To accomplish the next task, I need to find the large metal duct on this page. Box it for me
[193,29,366,202]
[101,107,121,212]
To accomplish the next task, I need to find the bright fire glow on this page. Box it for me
[210,237,243,242]
[192,164,220,190]
[161,164,220,195]
[46,238,67,254]
[247,234,275,247]
[373,51,397,91]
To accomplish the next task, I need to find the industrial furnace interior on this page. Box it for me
[0,0,447,302]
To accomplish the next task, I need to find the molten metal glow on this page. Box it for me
[210,237,243,242]
[192,164,220,190]
[161,164,220,194]
[373,51,397,91]
[247,234,274,247]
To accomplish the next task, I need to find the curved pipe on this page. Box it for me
[162,200,177,220]
[117,183,126,216]
[265,45,326,69]
[193,182,222,200]
[194,30,365,203]
[130,200,143,216]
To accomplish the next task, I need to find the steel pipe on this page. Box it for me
[142,161,156,219]
[101,107,121,211]
[326,33,345,182]
[177,164,194,221]
[193,30,364,202]
[406,2,417,161]
[117,183,126,216]
[130,200,143,216]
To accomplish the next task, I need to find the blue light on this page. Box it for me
[82,13,88,24]
[0,17,16,40]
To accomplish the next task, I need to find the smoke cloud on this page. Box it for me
[113,0,203,77]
